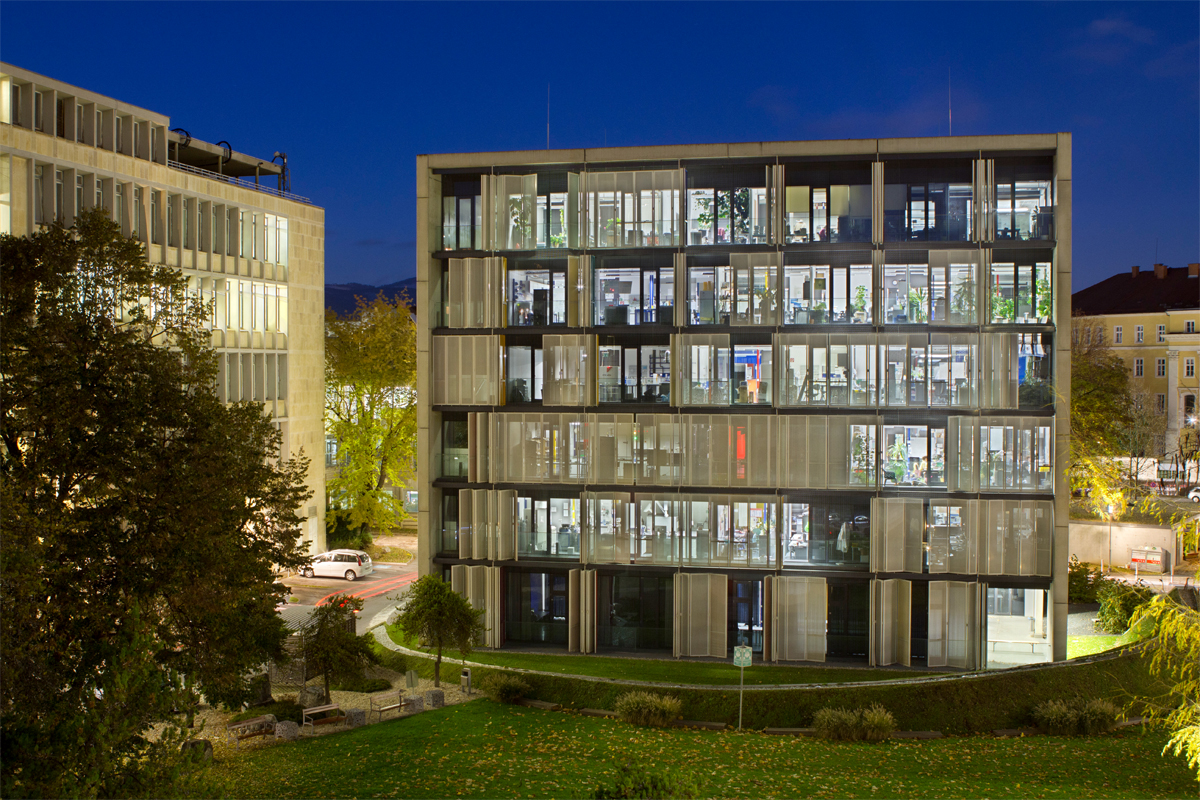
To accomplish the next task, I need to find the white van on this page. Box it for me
[301,549,374,581]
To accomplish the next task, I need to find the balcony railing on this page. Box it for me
[167,160,313,205]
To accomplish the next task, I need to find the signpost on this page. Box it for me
[733,645,752,730]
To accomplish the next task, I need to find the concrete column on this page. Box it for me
[1051,132,1072,662]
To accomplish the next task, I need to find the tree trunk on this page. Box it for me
[322,664,332,705]
[434,645,442,687]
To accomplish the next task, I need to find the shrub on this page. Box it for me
[480,673,531,704]
[229,699,303,725]
[813,704,896,741]
[614,691,682,728]
[1096,580,1156,633]
[1067,555,1108,603]
[330,674,392,694]
[1032,697,1119,735]
[592,762,698,799]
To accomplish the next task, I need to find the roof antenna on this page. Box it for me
[948,67,952,137]
[546,83,550,150]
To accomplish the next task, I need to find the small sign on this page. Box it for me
[733,646,752,668]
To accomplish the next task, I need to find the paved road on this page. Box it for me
[280,559,417,634]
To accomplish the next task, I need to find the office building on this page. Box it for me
[0,64,327,551]
[417,134,1071,668]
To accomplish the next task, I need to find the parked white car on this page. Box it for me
[1187,486,1200,503]
[301,549,373,581]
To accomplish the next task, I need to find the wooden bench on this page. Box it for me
[226,715,276,747]
[369,690,405,723]
[302,703,345,730]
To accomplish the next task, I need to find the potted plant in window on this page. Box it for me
[811,301,827,324]
[852,285,869,321]
[907,288,929,323]
[951,275,976,323]
[885,438,908,484]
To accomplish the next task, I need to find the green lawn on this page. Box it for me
[200,701,1197,799]
[385,624,942,686]
[1068,635,1123,658]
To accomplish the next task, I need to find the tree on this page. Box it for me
[1130,596,1200,782]
[395,574,485,687]
[1069,316,1134,517]
[1120,384,1168,487]
[300,594,380,704]
[1,211,313,798]
[325,293,416,545]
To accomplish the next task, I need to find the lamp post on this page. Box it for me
[1106,504,1114,574]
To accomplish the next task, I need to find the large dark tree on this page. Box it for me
[0,211,313,798]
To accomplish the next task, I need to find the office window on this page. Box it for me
[1186,358,1195,378]
[687,253,779,326]
[1114,326,1123,344]
[990,254,1053,323]
[595,258,674,326]
[95,178,103,210]
[1135,358,1144,377]
[1188,321,1196,334]
[1135,325,1144,343]
[488,174,537,251]
[880,424,946,488]
[114,184,124,231]
[993,158,1054,241]
[442,174,482,250]
[978,417,1054,492]
[598,575,672,651]
[880,251,979,325]
[1156,358,1166,378]
[516,499,581,559]
[95,110,103,149]
[674,334,731,406]
[785,161,871,243]
[1156,394,1167,414]
[883,159,973,242]
[1158,324,1166,343]
[782,498,871,568]
[778,333,894,408]
[509,262,568,326]
[687,165,769,246]
[534,172,575,249]
[506,341,543,404]
[597,343,671,404]
[543,335,594,406]
[150,191,161,244]
[277,217,288,267]
[264,213,276,263]
[587,169,682,248]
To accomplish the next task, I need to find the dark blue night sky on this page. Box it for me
[3,1,1196,290]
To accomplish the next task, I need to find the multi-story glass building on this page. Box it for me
[0,64,328,552]
[417,135,1071,669]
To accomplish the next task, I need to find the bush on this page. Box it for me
[229,699,303,725]
[592,762,698,799]
[614,691,682,728]
[813,704,896,741]
[480,673,531,704]
[1032,697,1119,735]
[326,509,373,551]
[1096,580,1156,633]
[1068,555,1108,603]
[330,674,392,694]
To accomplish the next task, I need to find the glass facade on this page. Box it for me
[429,147,1061,665]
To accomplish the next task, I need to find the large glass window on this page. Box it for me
[598,342,671,404]
[782,497,871,569]
[441,416,469,479]
[778,333,878,407]
[732,345,772,405]
[884,160,973,242]
[687,253,779,327]
[585,170,681,248]
[506,342,543,404]
[729,579,765,653]
[516,495,581,558]
[1018,332,1054,409]
[594,258,674,326]
[441,175,482,250]
[994,158,1053,242]
[686,166,769,245]
[990,252,1052,323]
[440,492,459,555]
[535,172,572,249]
[674,334,731,406]
[784,162,871,243]
[508,262,567,327]
[979,418,1054,492]
[782,253,873,325]
[505,571,569,645]
[881,423,947,488]
[599,574,672,651]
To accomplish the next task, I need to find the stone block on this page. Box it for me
[180,739,213,763]
[346,709,366,729]
[274,721,300,741]
[425,688,444,709]
[406,696,425,714]
[296,686,326,709]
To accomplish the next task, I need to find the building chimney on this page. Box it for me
[1131,265,1140,278]
[1154,263,1168,279]
[1189,263,1198,277]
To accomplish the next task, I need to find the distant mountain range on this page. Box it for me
[325,277,416,317]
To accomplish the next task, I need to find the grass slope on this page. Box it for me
[201,702,1197,799]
